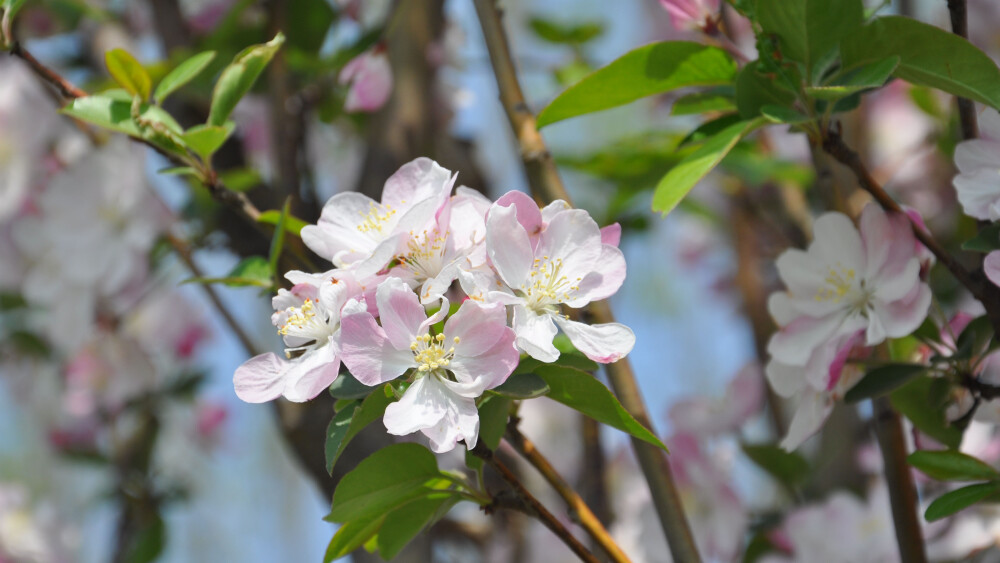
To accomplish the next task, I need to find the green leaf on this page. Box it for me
[891,375,962,449]
[536,41,737,128]
[105,48,152,100]
[804,56,899,101]
[652,118,764,215]
[679,113,742,146]
[477,395,511,451]
[327,443,445,523]
[741,443,810,485]
[154,51,216,104]
[843,364,929,403]
[955,315,995,360]
[208,33,285,126]
[534,365,667,450]
[286,0,336,53]
[841,16,1000,110]
[258,209,308,236]
[962,223,1000,253]
[324,513,386,563]
[60,95,185,154]
[268,197,291,275]
[908,450,1000,482]
[180,122,235,159]
[528,17,603,45]
[324,404,357,472]
[329,372,373,400]
[756,0,864,81]
[326,385,393,473]
[760,104,811,124]
[157,166,198,177]
[182,255,272,288]
[925,482,1000,522]
[734,61,797,119]
[491,372,550,399]
[378,494,459,560]
[671,91,736,116]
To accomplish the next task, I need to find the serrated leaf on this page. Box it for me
[324,513,386,563]
[180,122,235,159]
[326,443,445,523]
[891,375,962,449]
[208,33,285,126]
[105,48,151,100]
[534,365,667,450]
[154,51,216,103]
[652,118,764,216]
[908,450,1000,482]
[925,482,1000,522]
[843,364,929,403]
[756,0,864,81]
[257,209,308,237]
[377,493,459,560]
[326,385,393,473]
[491,372,550,399]
[742,443,810,485]
[182,255,272,288]
[536,41,737,128]
[842,16,1000,110]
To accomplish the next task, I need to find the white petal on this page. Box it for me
[234,353,287,403]
[554,317,635,364]
[486,202,534,289]
[780,391,833,451]
[513,306,559,362]
[375,277,428,350]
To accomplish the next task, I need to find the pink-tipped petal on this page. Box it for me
[486,202,534,289]
[554,317,635,364]
[339,309,414,385]
[600,223,622,247]
[375,277,428,350]
[234,352,287,403]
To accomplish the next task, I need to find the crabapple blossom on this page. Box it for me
[234,270,367,403]
[301,157,454,278]
[952,110,1000,221]
[339,278,518,452]
[668,364,764,437]
[340,46,393,113]
[659,0,720,32]
[767,203,931,368]
[484,192,634,363]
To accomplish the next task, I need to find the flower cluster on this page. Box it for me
[235,157,634,452]
[765,204,932,450]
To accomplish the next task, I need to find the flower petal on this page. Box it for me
[339,308,414,385]
[375,277,428,350]
[449,328,519,393]
[513,306,559,362]
[554,317,635,364]
[486,202,534,289]
[443,300,506,357]
[282,343,342,402]
[780,391,833,451]
[233,352,287,403]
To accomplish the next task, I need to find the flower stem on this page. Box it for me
[471,443,601,563]
[471,2,701,561]
[947,0,979,141]
[505,425,632,563]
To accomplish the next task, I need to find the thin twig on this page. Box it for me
[166,233,260,358]
[471,2,701,560]
[947,0,979,141]
[471,443,601,563]
[874,396,928,563]
[505,424,631,563]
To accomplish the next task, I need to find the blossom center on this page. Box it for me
[277,299,335,356]
[410,333,459,372]
[814,264,858,304]
[399,228,449,279]
[356,203,397,234]
[523,256,581,307]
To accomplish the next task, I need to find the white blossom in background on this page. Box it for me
[953,110,1000,221]
[0,483,76,563]
[762,481,898,563]
[62,333,157,418]
[12,140,168,351]
[339,278,518,452]
[765,204,931,449]
[668,363,763,437]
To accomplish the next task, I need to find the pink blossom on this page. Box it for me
[301,157,454,279]
[339,278,518,452]
[659,0,720,32]
[483,191,634,363]
[668,364,763,437]
[767,204,931,369]
[195,401,228,441]
[340,47,392,113]
[233,270,365,403]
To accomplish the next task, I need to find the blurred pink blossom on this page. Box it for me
[340,47,393,113]
[659,0,720,32]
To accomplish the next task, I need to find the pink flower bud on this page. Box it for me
[340,47,393,113]
[659,0,721,32]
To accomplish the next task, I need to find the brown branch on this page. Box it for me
[9,41,87,98]
[165,234,260,358]
[471,443,601,563]
[471,2,701,560]
[505,425,631,563]
[947,0,979,141]
[874,397,928,563]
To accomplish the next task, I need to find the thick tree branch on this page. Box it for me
[874,397,928,563]
[505,424,631,563]
[472,443,600,563]
[472,2,701,561]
